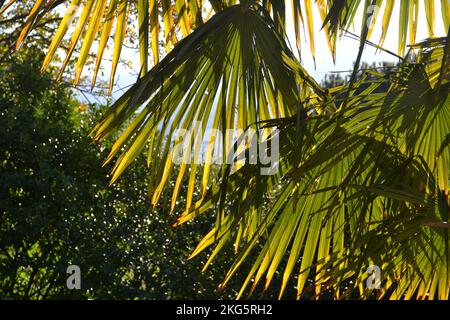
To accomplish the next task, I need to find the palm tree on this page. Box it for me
[2,0,449,299]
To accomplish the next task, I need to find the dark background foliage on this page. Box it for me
[0,39,393,302]
[0,48,274,299]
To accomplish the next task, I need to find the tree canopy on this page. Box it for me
[1,0,449,299]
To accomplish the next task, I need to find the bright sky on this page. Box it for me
[93,1,448,102]
[285,1,447,80]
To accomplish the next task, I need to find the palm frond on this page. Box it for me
[177,35,450,299]
[2,0,450,299]
[4,0,448,90]
[90,3,322,212]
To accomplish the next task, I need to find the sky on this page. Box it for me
[285,0,447,80]
[81,1,448,103]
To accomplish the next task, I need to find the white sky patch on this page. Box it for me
[285,1,447,80]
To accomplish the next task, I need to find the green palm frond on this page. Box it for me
[2,0,450,300]
[3,1,448,90]
[90,3,322,212]
[177,35,450,299]
[3,0,238,88]
[323,0,449,57]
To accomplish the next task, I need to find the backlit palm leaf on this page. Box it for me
[2,0,450,299]
[177,35,450,299]
[4,1,448,89]
[90,3,321,213]
[2,0,237,88]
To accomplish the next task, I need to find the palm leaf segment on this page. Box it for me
[3,1,449,89]
[184,35,450,299]
[91,3,320,213]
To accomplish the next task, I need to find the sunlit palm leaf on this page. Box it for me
[90,3,321,212]
[177,35,450,299]
[2,0,235,88]
[2,0,450,300]
[4,0,448,90]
